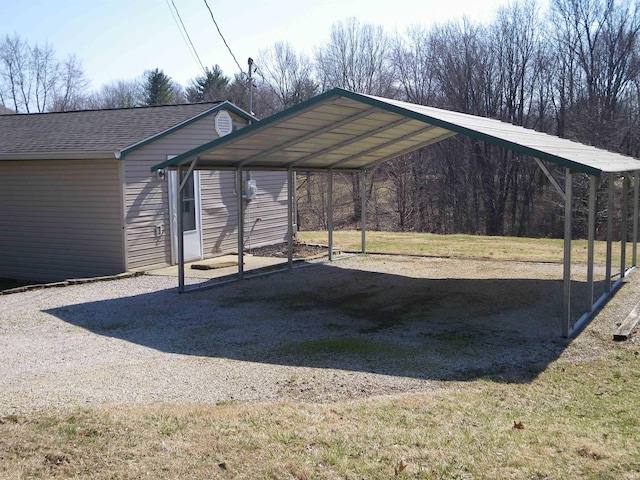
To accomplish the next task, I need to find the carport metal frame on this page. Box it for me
[154,89,640,338]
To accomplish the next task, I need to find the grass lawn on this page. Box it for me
[298,230,625,266]
[1,347,638,479]
[1,232,638,479]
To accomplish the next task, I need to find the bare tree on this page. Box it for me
[550,0,640,149]
[30,42,58,112]
[86,79,143,109]
[0,34,88,112]
[257,41,318,112]
[315,17,396,97]
[393,26,440,105]
[50,55,90,111]
[289,1,640,239]
[428,19,500,116]
[493,0,544,127]
[314,18,397,225]
[0,34,31,112]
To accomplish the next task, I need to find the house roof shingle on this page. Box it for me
[0,102,233,160]
[0,105,15,115]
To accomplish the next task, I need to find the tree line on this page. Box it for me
[2,0,639,239]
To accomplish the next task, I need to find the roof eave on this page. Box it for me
[0,151,119,161]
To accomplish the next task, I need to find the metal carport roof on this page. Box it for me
[152,88,640,176]
[152,88,640,339]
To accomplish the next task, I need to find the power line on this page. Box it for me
[171,0,207,73]
[202,0,245,75]
[165,0,206,74]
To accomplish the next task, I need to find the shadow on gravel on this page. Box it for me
[45,262,604,384]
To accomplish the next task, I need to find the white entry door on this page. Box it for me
[168,169,202,263]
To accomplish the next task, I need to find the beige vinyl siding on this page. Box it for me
[124,112,241,269]
[241,171,289,249]
[123,114,221,270]
[0,159,125,282]
[200,171,238,254]
[124,111,289,270]
[200,170,289,255]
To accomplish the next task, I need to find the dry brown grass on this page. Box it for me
[298,230,623,265]
[1,344,639,479]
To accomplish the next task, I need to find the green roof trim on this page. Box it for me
[123,101,254,159]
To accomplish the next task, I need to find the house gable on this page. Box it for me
[119,102,254,159]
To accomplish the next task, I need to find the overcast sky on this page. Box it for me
[2,0,530,90]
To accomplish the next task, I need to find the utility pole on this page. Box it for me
[247,57,255,120]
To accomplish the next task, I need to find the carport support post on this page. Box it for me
[237,168,245,279]
[177,165,185,293]
[587,175,596,310]
[563,169,573,338]
[633,171,639,267]
[328,170,334,261]
[361,170,366,254]
[606,173,614,293]
[287,168,294,269]
[621,173,628,279]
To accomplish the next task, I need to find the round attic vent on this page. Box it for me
[215,110,233,137]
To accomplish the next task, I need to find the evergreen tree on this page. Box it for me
[186,65,229,102]
[141,68,177,106]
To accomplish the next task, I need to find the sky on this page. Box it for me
[2,0,523,91]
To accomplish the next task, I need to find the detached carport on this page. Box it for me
[153,88,640,338]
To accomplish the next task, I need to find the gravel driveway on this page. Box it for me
[1,255,636,415]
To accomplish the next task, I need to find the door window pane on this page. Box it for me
[181,171,196,232]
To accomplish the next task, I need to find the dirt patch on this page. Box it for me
[222,255,562,325]
[249,241,328,258]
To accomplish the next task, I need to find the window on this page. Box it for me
[180,171,196,232]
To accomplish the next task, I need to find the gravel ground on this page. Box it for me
[1,255,638,415]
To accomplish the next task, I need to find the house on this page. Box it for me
[0,105,15,115]
[0,102,288,282]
